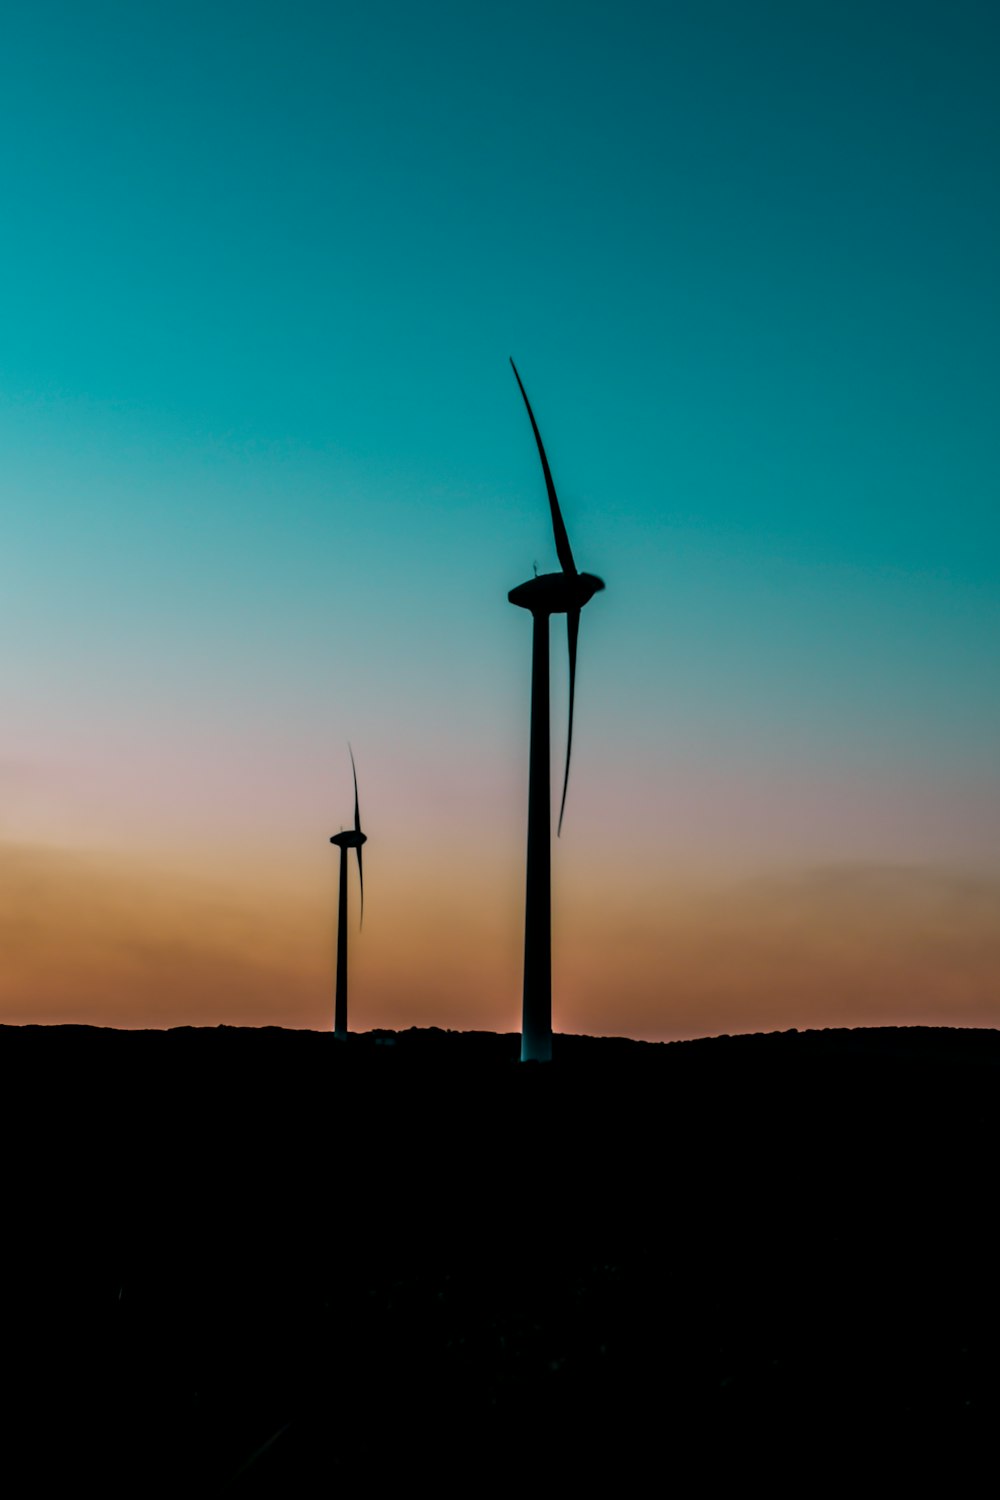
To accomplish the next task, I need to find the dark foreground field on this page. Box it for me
[3,1022,999,1489]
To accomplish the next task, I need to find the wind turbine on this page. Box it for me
[329,747,366,1039]
[508,359,605,1062]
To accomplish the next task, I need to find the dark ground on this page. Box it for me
[2,1021,999,1489]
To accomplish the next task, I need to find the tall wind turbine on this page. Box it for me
[329,748,367,1039]
[508,359,605,1062]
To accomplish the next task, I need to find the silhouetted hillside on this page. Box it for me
[3,1023,998,1488]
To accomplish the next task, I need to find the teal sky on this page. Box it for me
[2,1,998,1035]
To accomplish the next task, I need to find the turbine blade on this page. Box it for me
[355,844,364,929]
[558,607,580,836]
[349,743,361,834]
[510,358,577,576]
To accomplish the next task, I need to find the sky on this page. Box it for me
[2,0,998,1039]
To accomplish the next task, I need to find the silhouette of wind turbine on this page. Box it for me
[508,359,604,1062]
[329,747,366,1039]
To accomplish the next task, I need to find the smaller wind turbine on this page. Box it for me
[329,747,366,1039]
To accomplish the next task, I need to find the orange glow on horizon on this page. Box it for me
[2,839,998,1040]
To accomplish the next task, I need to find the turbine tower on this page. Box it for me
[329,747,366,1039]
[508,359,604,1062]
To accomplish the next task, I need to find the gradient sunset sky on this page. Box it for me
[3,1,998,1039]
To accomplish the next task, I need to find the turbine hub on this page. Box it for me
[508,570,604,614]
[330,831,367,848]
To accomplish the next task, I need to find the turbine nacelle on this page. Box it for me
[508,570,605,615]
[329,830,367,849]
